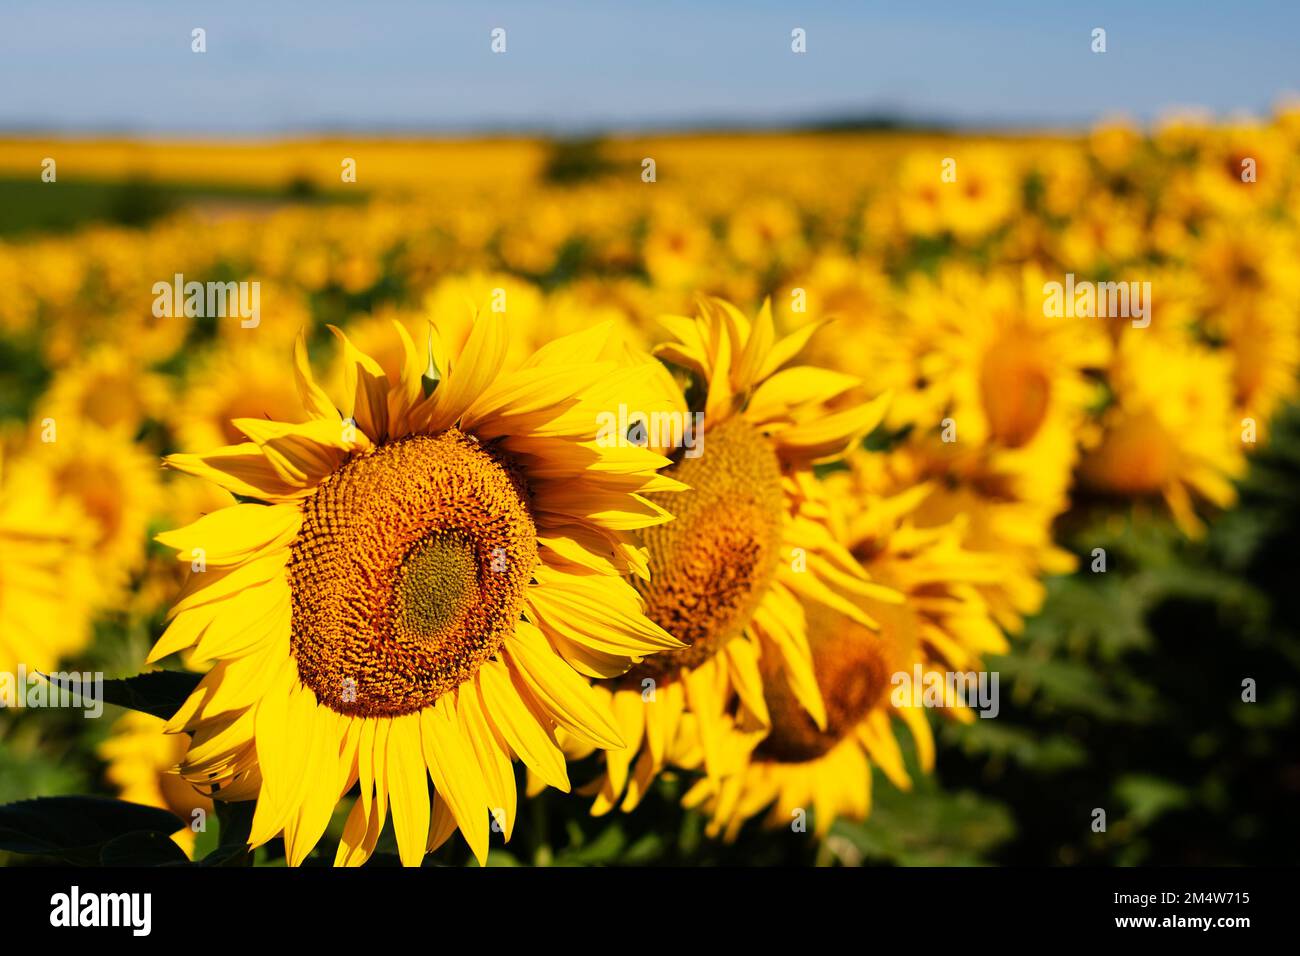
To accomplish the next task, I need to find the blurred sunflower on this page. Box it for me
[884,267,1105,604]
[1052,194,1145,269]
[1089,118,1144,174]
[100,711,214,858]
[16,424,160,610]
[0,449,94,673]
[643,201,714,290]
[1080,328,1246,535]
[1193,122,1286,214]
[726,196,807,270]
[149,309,684,866]
[1193,220,1299,317]
[894,149,1018,241]
[173,342,309,452]
[896,266,1107,454]
[41,346,168,437]
[1221,303,1300,440]
[569,298,897,814]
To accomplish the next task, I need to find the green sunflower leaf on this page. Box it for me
[0,796,185,864]
[44,670,203,721]
[99,830,191,866]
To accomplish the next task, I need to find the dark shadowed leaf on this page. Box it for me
[99,830,191,866]
[0,796,185,864]
[44,670,203,720]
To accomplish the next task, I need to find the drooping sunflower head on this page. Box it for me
[635,298,889,672]
[634,415,786,674]
[681,598,917,842]
[1079,326,1246,535]
[756,601,898,764]
[151,305,685,867]
[584,297,896,814]
[681,453,1010,841]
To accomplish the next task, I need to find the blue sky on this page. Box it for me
[1,1,1296,133]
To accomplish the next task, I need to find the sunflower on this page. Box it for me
[1089,118,1144,174]
[148,307,685,866]
[8,423,160,611]
[1052,194,1146,270]
[1192,122,1287,215]
[41,346,167,437]
[0,448,95,674]
[332,274,614,391]
[682,454,1006,840]
[643,201,714,290]
[1079,327,1246,535]
[882,446,1076,636]
[831,453,1011,678]
[173,341,310,453]
[1193,220,1299,318]
[893,265,1107,462]
[726,196,807,271]
[1220,302,1300,441]
[1190,220,1300,436]
[99,711,214,858]
[893,148,1018,242]
[865,265,1105,630]
[569,298,896,815]
[680,602,909,841]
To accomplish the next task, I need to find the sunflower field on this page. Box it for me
[1,114,1298,870]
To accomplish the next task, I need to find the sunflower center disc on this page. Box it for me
[980,334,1052,448]
[757,603,893,763]
[288,429,536,717]
[632,417,785,677]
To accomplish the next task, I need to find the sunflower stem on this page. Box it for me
[532,794,552,866]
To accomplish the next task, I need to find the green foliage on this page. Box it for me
[0,796,182,864]
[0,175,364,237]
[540,139,619,185]
[51,670,204,721]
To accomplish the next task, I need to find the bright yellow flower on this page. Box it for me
[683,453,1006,839]
[14,424,160,609]
[149,309,684,866]
[895,148,1017,240]
[643,202,714,289]
[173,342,309,453]
[0,449,95,673]
[41,346,167,437]
[572,298,896,814]
[1080,328,1246,535]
